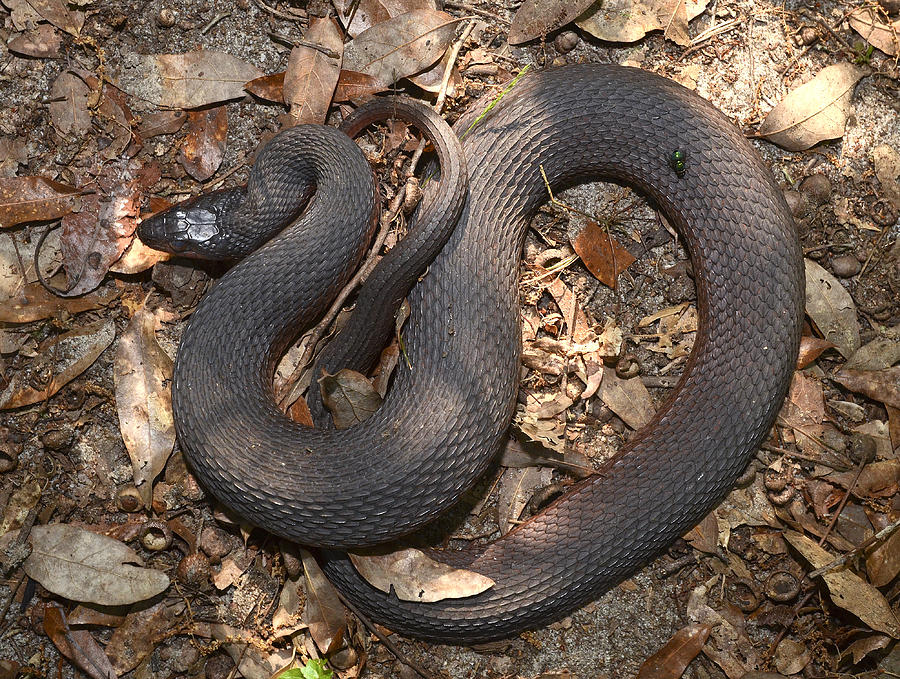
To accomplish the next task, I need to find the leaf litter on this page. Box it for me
[2,0,899,677]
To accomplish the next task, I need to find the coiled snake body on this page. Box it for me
[139,64,803,643]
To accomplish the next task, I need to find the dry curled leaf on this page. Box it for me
[104,601,174,675]
[42,605,118,679]
[343,10,459,87]
[333,69,384,101]
[759,63,868,151]
[24,524,170,606]
[784,530,900,638]
[283,17,343,126]
[498,466,552,534]
[804,258,860,358]
[114,307,176,509]
[114,50,264,109]
[349,547,495,602]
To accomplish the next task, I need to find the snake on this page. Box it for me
[138,64,804,644]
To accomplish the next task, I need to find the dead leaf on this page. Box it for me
[349,547,494,602]
[684,511,719,554]
[600,366,654,430]
[804,258,860,358]
[25,0,83,35]
[109,235,171,274]
[827,460,900,499]
[797,335,835,368]
[637,623,712,679]
[177,107,228,181]
[843,635,892,665]
[571,220,636,288]
[335,0,438,36]
[59,160,142,296]
[872,144,900,211]
[0,481,41,538]
[866,512,900,588]
[333,69,385,101]
[7,24,63,57]
[283,17,343,126]
[498,466,553,534]
[510,0,596,44]
[272,573,306,637]
[105,601,174,674]
[779,372,826,457]
[0,281,118,324]
[319,368,383,428]
[759,63,868,151]
[245,72,287,102]
[834,366,900,411]
[0,319,115,409]
[24,524,170,606]
[42,605,118,679]
[301,549,346,654]
[209,624,293,679]
[343,10,459,87]
[114,50,264,109]
[114,307,176,509]
[500,437,593,477]
[577,0,708,44]
[48,71,92,136]
[0,176,81,228]
[784,530,900,638]
[137,110,188,138]
[849,7,900,57]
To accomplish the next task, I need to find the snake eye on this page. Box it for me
[170,238,189,252]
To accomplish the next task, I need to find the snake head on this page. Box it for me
[138,188,244,260]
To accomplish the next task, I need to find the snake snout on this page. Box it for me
[138,190,236,259]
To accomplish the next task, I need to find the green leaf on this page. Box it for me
[301,660,333,679]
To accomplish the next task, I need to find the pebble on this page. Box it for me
[831,254,860,277]
[782,189,808,217]
[799,174,832,205]
[554,31,579,53]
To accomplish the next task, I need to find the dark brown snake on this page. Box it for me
[138,64,804,643]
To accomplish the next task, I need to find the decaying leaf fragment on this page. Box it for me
[349,547,494,602]
[114,307,176,509]
[784,530,900,638]
[849,6,900,57]
[178,106,228,182]
[319,368,383,428]
[42,604,118,679]
[636,623,712,679]
[23,524,170,606]
[834,366,900,411]
[599,366,655,430]
[804,258,860,358]
[0,319,115,409]
[759,63,868,151]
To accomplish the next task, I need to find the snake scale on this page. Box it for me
[138,64,804,643]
